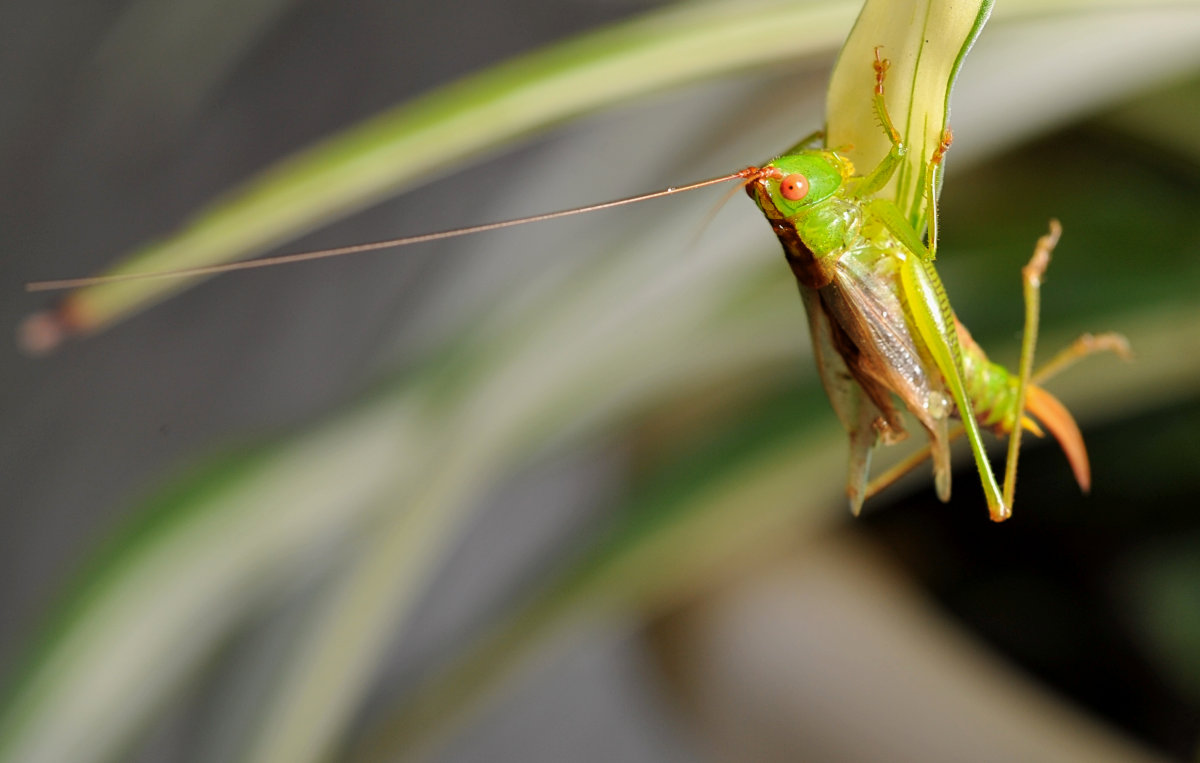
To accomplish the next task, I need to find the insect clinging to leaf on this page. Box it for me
[745,49,1129,521]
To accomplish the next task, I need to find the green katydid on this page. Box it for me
[746,49,1129,521]
[21,50,1127,522]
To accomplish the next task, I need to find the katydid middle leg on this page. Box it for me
[1033,333,1132,385]
[923,128,953,260]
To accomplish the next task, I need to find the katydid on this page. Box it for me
[745,50,1128,521]
[21,51,1127,522]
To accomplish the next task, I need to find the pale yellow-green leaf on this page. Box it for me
[827,0,993,233]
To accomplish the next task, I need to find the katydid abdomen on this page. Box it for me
[955,319,1090,493]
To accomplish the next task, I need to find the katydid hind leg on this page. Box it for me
[1012,224,1134,496]
[999,220,1060,509]
[899,255,1007,520]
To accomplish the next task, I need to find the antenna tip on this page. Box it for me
[17,310,66,356]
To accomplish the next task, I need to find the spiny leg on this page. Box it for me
[872,48,903,147]
[899,253,1007,519]
[923,129,953,261]
[864,128,953,262]
[999,220,1061,510]
[854,48,951,259]
[854,48,907,199]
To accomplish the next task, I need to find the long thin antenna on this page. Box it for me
[25,169,758,293]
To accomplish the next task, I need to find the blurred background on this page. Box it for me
[2,1,1200,761]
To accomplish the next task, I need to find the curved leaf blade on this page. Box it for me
[827,0,993,233]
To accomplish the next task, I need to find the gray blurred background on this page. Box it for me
[4,1,1200,761]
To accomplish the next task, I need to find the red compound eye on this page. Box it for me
[780,173,809,201]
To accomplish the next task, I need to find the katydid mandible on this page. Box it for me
[22,51,1127,522]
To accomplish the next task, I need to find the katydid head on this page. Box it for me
[754,150,851,215]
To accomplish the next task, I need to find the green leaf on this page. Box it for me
[827,0,993,233]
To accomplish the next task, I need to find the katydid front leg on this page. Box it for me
[853,49,908,200]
